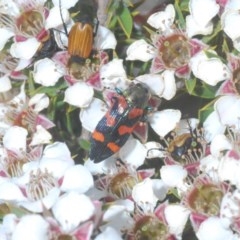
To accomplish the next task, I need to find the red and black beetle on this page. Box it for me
[90,83,152,163]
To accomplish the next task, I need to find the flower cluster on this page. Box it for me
[1,0,240,239]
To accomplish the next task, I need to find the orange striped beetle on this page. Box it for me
[60,0,99,78]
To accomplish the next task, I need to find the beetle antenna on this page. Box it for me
[59,0,68,36]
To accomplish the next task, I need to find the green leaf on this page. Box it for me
[79,139,91,151]
[198,99,216,123]
[117,5,133,38]
[185,78,197,95]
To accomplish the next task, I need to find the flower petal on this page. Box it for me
[3,126,28,152]
[189,0,219,27]
[64,82,94,108]
[33,58,64,86]
[60,164,94,193]
[12,215,49,240]
[148,109,181,137]
[119,138,147,168]
[165,204,190,237]
[10,38,41,60]
[147,4,175,32]
[0,28,14,51]
[52,192,95,232]
[126,39,155,61]
[80,98,107,132]
[94,26,117,50]
[190,51,231,86]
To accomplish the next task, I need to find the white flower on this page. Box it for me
[221,1,240,51]
[64,82,94,108]
[11,214,49,240]
[60,164,94,193]
[52,192,95,233]
[147,4,175,32]
[45,6,70,30]
[0,28,14,51]
[203,111,226,142]
[10,38,41,60]
[119,138,147,168]
[210,134,232,158]
[190,50,231,86]
[33,58,64,86]
[100,59,130,90]
[30,125,52,146]
[28,93,50,112]
[214,95,240,129]
[3,126,28,152]
[148,109,181,137]
[164,204,190,238]
[80,97,108,132]
[188,0,220,28]
[126,39,155,62]
[160,165,188,192]
[101,199,134,233]
[196,217,237,240]
[135,70,176,100]
[186,14,213,38]
[132,178,162,212]
[95,226,123,240]
[94,25,117,50]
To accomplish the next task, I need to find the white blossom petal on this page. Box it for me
[165,204,190,237]
[203,111,226,142]
[52,0,78,9]
[45,6,70,29]
[135,74,165,97]
[162,70,177,100]
[210,134,232,157]
[196,217,237,240]
[147,4,175,32]
[29,93,49,112]
[30,125,52,146]
[33,58,63,86]
[214,95,240,128]
[80,98,107,132]
[0,181,26,201]
[52,192,95,232]
[221,10,240,41]
[64,82,94,108]
[94,26,117,50]
[189,0,219,27]
[100,59,129,90]
[0,28,14,50]
[126,39,155,61]
[148,109,181,137]
[119,138,147,168]
[132,178,158,212]
[190,51,231,86]
[3,126,28,152]
[60,164,94,193]
[0,75,11,92]
[12,215,49,240]
[186,14,213,38]
[10,38,41,60]
[160,165,188,189]
[95,227,123,240]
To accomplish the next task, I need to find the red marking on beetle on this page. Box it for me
[128,108,143,119]
[118,125,135,135]
[107,142,120,153]
[92,130,105,142]
[106,112,116,126]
